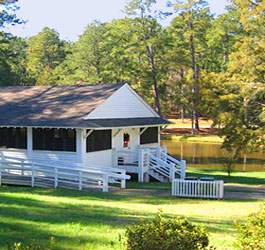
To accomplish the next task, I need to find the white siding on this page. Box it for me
[0,149,112,168]
[85,84,158,119]
[84,149,113,167]
[113,128,140,151]
[0,149,78,163]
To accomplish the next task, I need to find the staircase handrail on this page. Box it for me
[160,152,182,166]
[149,154,176,180]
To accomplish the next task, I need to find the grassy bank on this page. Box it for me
[167,118,213,128]
[0,185,263,250]
[162,134,224,143]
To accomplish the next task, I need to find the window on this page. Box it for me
[0,127,27,149]
[140,127,158,144]
[33,128,76,152]
[86,130,111,152]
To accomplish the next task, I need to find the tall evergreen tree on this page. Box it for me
[125,0,167,115]
[168,0,212,132]
[0,32,26,85]
[26,27,66,85]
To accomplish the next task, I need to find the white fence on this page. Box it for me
[172,179,224,199]
[0,155,130,192]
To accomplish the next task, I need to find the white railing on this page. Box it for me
[160,152,186,179]
[114,146,186,183]
[172,179,224,199]
[0,156,130,192]
[116,150,138,166]
[149,153,175,180]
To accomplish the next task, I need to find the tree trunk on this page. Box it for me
[148,45,161,115]
[189,16,197,134]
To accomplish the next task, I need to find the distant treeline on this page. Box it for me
[0,0,264,153]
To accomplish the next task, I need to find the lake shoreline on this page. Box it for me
[161,140,265,172]
[161,134,223,143]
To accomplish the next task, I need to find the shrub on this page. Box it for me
[6,237,55,250]
[126,211,209,250]
[235,205,265,250]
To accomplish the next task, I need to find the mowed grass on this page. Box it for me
[0,185,264,250]
[126,168,265,190]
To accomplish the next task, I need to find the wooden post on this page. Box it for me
[112,148,117,167]
[121,169,126,189]
[170,163,175,181]
[76,129,86,163]
[138,148,143,182]
[103,174,108,192]
[181,160,186,179]
[220,181,224,199]
[27,127,33,158]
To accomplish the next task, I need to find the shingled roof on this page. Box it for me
[0,83,169,128]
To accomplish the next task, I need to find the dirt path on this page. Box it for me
[224,184,265,200]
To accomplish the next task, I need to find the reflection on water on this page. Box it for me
[161,140,265,172]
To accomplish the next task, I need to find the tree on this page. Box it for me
[26,27,66,85]
[228,0,265,83]
[0,32,27,85]
[199,0,264,156]
[0,0,23,27]
[53,22,112,84]
[167,0,212,132]
[206,4,242,72]
[125,0,167,115]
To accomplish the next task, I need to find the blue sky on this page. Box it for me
[1,0,229,42]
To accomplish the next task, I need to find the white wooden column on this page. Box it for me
[27,127,33,157]
[76,128,86,163]
[158,126,161,145]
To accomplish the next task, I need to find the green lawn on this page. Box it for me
[0,184,264,250]
[125,168,265,190]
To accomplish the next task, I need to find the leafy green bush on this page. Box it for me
[126,211,209,250]
[6,237,55,250]
[235,205,265,250]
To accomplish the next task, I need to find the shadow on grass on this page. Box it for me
[0,185,262,249]
[0,187,153,250]
[0,220,117,250]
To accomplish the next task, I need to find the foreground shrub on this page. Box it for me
[235,205,265,250]
[7,237,55,250]
[126,211,209,250]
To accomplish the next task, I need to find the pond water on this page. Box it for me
[161,140,265,172]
